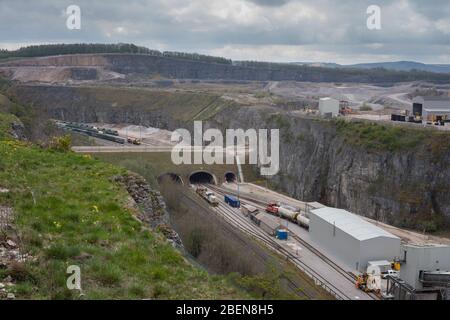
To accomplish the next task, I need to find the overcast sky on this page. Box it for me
[1,0,450,64]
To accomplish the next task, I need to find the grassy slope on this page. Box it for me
[0,112,20,140]
[335,119,450,153]
[77,86,235,122]
[0,114,247,300]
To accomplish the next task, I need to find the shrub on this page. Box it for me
[359,104,373,111]
[7,262,34,281]
[49,134,72,152]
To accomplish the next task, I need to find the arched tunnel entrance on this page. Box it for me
[224,172,237,183]
[157,172,184,185]
[189,171,217,185]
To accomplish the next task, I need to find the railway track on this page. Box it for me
[179,189,317,299]
[197,184,355,300]
[205,184,379,300]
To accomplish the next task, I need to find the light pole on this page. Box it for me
[237,181,240,202]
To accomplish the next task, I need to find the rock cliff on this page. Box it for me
[3,54,450,83]
[210,106,450,231]
[7,84,450,231]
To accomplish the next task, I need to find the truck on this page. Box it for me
[224,195,240,208]
[127,137,142,145]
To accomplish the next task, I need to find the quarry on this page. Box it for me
[1,49,450,301]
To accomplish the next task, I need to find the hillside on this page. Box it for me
[3,52,450,84]
[296,61,450,74]
[9,82,450,233]
[347,61,450,74]
[0,102,249,299]
[210,107,450,232]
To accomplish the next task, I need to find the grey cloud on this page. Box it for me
[245,0,291,6]
[0,0,449,64]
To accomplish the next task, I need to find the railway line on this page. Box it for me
[202,184,377,300]
[208,185,355,281]
[196,184,366,300]
[178,189,319,299]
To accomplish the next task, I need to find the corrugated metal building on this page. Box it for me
[399,244,450,290]
[412,96,450,123]
[309,207,401,272]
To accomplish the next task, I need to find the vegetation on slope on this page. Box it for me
[0,43,232,65]
[0,113,247,299]
[0,90,58,143]
[335,119,450,153]
[78,86,235,122]
[0,113,21,140]
[3,44,450,83]
[8,85,237,124]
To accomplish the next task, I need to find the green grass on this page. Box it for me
[0,112,21,140]
[76,86,236,122]
[0,118,248,299]
[335,119,450,153]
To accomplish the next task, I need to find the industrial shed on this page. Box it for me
[412,96,450,123]
[309,207,401,272]
[399,244,450,290]
[319,97,340,117]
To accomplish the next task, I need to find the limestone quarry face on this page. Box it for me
[10,81,450,229]
[0,55,122,83]
[4,53,450,85]
[211,106,450,229]
[2,55,449,231]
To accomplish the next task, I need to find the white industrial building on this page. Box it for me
[309,207,401,272]
[319,97,340,117]
[399,244,450,291]
[412,96,450,123]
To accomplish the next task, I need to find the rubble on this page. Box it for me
[0,206,29,300]
[6,240,17,248]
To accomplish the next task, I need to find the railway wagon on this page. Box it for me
[224,195,240,208]
[241,204,259,217]
[90,131,126,144]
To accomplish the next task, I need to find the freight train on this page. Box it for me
[57,121,125,144]
[196,186,219,207]
[65,122,120,136]
[266,202,310,229]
